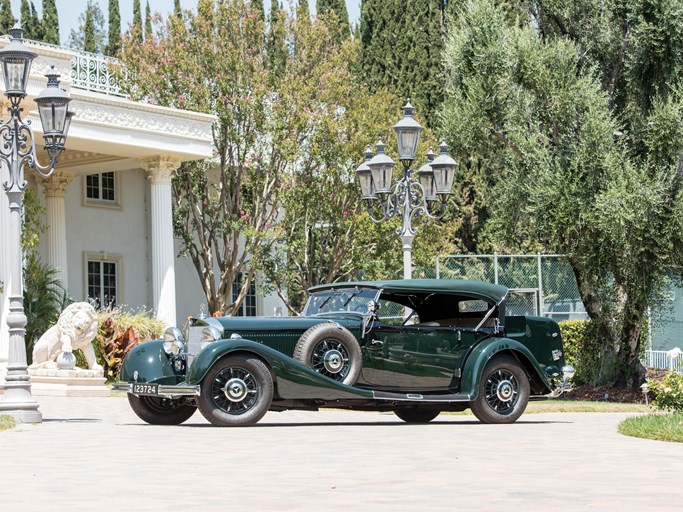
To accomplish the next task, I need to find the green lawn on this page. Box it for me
[618,412,683,443]
[0,415,16,431]
[441,400,649,416]
[525,400,650,414]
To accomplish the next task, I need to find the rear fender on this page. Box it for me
[187,338,373,400]
[460,337,551,398]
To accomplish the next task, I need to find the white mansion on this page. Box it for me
[0,38,286,384]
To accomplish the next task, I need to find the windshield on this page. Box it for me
[303,287,380,316]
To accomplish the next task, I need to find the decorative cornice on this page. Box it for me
[56,150,121,167]
[35,171,74,197]
[141,156,182,184]
[69,98,213,142]
[69,90,215,123]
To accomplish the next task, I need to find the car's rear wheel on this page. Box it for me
[394,407,441,423]
[470,355,530,424]
[128,394,196,425]
[198,355,273,427]
[293,322,362,385]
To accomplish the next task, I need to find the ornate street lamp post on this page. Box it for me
[0,25,73,423]
[356,100,456,279]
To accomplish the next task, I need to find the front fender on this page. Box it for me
[119,340,185,385]
[187,338,373,400]
[460,337,551,399]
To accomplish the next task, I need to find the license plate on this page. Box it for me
[132,382,159,395]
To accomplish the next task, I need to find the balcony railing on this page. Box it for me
[1,36,126,98]
[70,50,125,97]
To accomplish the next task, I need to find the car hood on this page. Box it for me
[212,314,363,336]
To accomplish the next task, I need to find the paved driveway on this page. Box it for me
[1,396,681,511]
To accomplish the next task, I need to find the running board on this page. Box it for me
[372,390,471,402]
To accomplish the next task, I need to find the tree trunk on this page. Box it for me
[614,304,647,388]
[568,256,647,388]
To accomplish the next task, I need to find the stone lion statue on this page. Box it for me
[31,302,101,370]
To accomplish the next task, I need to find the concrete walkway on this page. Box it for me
[1,395,681,511]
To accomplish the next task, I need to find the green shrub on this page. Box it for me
[649,371,683,412]
[94,307,165,381]
[558,319,604,385]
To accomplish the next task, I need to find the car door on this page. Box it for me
[362,323,471,390]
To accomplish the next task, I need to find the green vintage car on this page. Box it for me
[114,279,574,426]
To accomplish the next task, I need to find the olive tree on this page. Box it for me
[442,0,683,387]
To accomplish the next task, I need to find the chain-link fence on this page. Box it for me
[436,254,588,321]
[428,254,683,366]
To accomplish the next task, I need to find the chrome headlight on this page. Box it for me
[561,365,575,380]
[201,325,223,344]
[163,327,185,356]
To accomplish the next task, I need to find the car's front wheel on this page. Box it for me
[198,355,273,427]
[128,394,197,425]
[394,407,441,423]
[470,355,530,424]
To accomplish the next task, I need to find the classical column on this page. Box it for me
[140,156,181,327]
[36,172,73,290]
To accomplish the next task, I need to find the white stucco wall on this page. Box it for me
[173,240,289,323]
[33,167,288,324]
[36,168,151,309]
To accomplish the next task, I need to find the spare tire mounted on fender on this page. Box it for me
[293,322,361,385]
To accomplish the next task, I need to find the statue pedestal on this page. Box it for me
[28,366,110,397]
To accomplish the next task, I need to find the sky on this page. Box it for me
[9,0,362,48]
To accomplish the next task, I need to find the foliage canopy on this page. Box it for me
[442,0,683,387]
[120,0,410,315]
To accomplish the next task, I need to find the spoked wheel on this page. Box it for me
[470,355,530,424]
[128,394,196,425]
[198,355,273,427]
[294,323,361,385]
[394,407,441,424]
[312,339,351,379]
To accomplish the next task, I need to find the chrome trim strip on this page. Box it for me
[475,302,498,331]
[372,391,471,402]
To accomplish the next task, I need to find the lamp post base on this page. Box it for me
[0,368,42,423]
[0,405,42,423]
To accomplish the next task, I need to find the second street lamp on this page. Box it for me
[0,25,73,423]
[355,100,457,279]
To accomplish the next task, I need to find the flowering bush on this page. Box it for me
[649,371,683,412]
[94,308,165,381]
